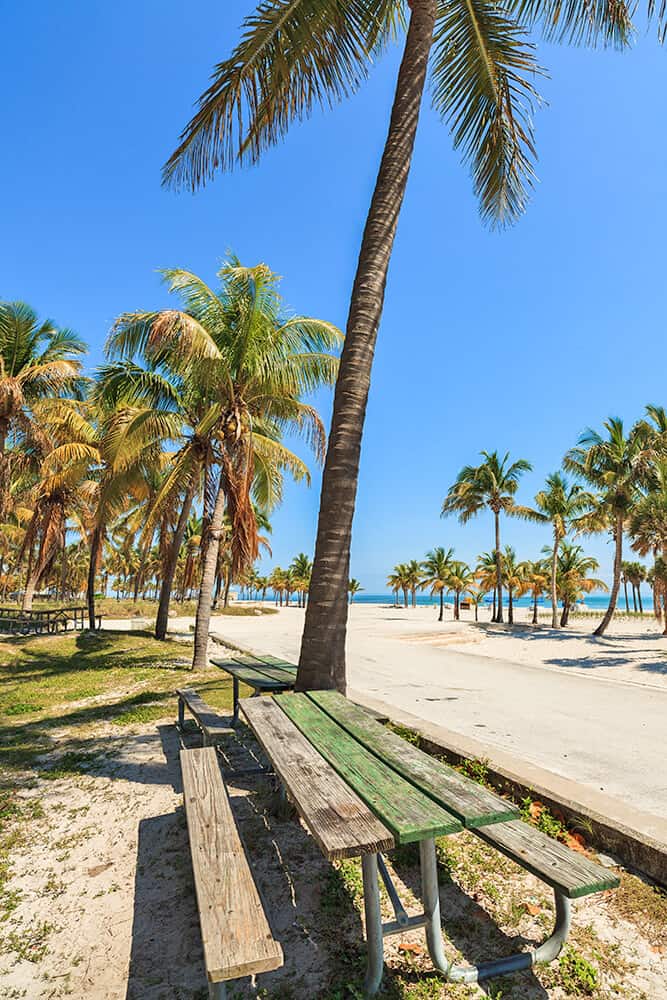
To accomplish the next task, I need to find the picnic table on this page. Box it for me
[240,689,619,995]
[210,651,297,725]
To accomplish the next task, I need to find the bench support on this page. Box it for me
[360,839,572,995]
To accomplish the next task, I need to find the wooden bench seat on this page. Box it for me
[177,688,234,746]
[474,819,620,898]
[181,747,283,997]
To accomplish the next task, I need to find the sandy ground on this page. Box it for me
[3,707,666,1000]
[191,604,667,822]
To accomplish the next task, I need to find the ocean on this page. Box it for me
[346,592,655,611]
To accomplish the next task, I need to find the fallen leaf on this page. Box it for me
[525,903,541,916]
[564,833,587,854]
[529,801,544,821]
[86,863,112,877]
[650,945,665,955]
[398,943,424,955]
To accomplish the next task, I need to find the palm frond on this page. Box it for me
[162,0,403,189]
[431,0,544,225]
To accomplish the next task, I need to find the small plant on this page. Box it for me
[558,946,599,996]
[456,757,490,786]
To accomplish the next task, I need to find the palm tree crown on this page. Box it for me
[442,450,531,622]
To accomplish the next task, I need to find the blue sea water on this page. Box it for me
[239,591,654,610]
[348,593,655,611]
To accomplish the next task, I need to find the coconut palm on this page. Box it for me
[348,578,364,603]
[522,472,594,627]
[565,418,647,636]
[420,546,456,621]
[522,558,549,625]
[553,542,607,627]
[500,546,527,626]
[162,0,637,693]
[108,259,340,667]
[387,563,411,608]
[442,451,531,622]
[291,553,313,607]
[475,550,498,621]
[447,560,475,621]
[0,301,86,518]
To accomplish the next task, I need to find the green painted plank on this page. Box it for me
[211,659,292,690]
[474,820,621,898]
[309,691,518,829]
[275,693,461,844]
[230,656,297,686]
[254,654,298,673]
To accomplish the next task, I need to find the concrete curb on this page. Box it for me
[350,690,667,889]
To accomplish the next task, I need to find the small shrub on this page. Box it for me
[558,946,599,996]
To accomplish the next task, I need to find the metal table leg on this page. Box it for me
[232,676,240,726]
[419,836,572,983]
[361,853,384,996]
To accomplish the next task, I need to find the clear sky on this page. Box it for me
[2,2,665,591]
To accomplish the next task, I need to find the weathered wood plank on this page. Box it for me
[241,697,394,859]
[252,653,298,673]
[210,662,292,690]
[474,820,621,898]
[180,747,283,982]
[275,693,462,844]
[230,656,297,686]
[309,691,518,828]
[176,688,233,740]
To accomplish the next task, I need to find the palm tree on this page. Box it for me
[447,560,475,621]
[523,472,594,627]
[554,542,607,627]
[387,563,411,608]
[500,546,526,626]
[651,558,667,633]
[43,397,166,628]
[420,546,456,621]
[348,578,364,603]
[290,553,313,607]
[442,451,531,622]
[162,0,636,693]
[406,559,422,608]
[108,259,340,667]
[565,418,647,636]
[0,301,86,518]
[522,558,549,625]
[475,550,498,621]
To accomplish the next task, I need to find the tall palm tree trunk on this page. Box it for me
[508,587,514,625]
[594,514,623,636]
[631,583,637,613]
[638,588,643,614]
[192,480,226,670]
[155,480,197,641]
[623,576,629,613]
[87,526,102,629]
[296,0,437,693]
[494,511,504,623]
[532,592,539,625]
[550,528,559,628]
[438,589,444,622]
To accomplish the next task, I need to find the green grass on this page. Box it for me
[14,596,278,621]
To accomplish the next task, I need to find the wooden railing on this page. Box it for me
[0,606,100,635]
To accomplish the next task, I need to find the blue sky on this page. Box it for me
[2,2,665,590]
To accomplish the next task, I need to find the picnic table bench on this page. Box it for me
[176,688,235,746]
[210,652,297,725]
[241,689,620,994]
[180,746,283,998]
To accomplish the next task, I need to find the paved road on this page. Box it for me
[204,607,667,822]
